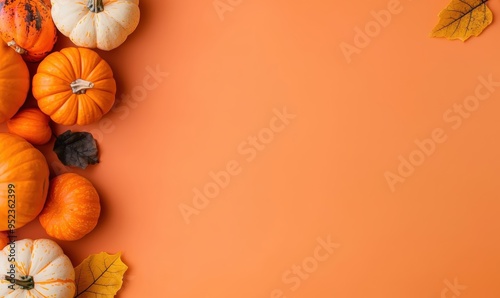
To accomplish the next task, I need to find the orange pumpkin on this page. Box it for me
[39,173,101,241]
[7,108,52,145]
[0,43,29,123]
[0,0,57,62]
[32,47,116,125]
[0,133,49,231]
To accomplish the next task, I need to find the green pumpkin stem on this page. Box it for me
[4,275,35,290]
[87,0,104,13]
[71,79,95,94]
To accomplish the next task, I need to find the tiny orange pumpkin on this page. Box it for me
[33,47,116,126]
[7,108,52,145]
[39,173,101,241]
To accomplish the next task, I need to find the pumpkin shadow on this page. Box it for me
[126,0,156,44]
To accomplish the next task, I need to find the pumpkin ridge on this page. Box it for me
[76,47,102,77]
[29,22,57,53]
[58,47,83,79]
[37,91,74,113]
[86,87,114,95]
[0,178,47,185]
[33,72,72,89]
[81,93,105,115]
[86,78,115,92]
[26,239,35,277]
[100,0,139,34]
[61,216,81,238]
[1,147,44,171]
[101,9,127,31]
[84,62,114,83]
[0,146,35,174]
[0,160,47,183]
[24,1,43,33]
[71,47,83,80]
[0,77,28,85]
[53,93,79,125]
[31,287,45,297]
[0,55,27,72]
[35,278,75,284]
[41,52,77,82]
[76,93,83,123]
[71,13,98,48]
[36,68,73,85]
[32,255,67,276]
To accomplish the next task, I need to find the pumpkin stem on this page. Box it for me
[6,40,27,55]
[71,79,95,94]
[4,275,35,290]
[87,0,104,13]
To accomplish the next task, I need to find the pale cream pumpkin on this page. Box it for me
[50,0,140,51]
[0,239,75,297]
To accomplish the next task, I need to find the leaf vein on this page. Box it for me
[74,256,120,297]
[436,0,488,33]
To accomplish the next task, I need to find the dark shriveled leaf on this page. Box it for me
[54,130,99,169]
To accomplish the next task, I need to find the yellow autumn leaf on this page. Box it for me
[74,252,128,298]
[431,0,492,41]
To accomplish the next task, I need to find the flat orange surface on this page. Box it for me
[2,0,500,297]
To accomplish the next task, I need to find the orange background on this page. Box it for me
[2,0,500,297]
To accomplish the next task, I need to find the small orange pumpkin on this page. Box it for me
[7,108,52,145]
[0,133,49,231]
[0,0,57,62]
[0,43,29,123]
[39,173,101,241]
[32,47,116,125]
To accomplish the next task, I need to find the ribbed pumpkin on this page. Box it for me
[0,43,30,123]
[39,173,101,241]
[0,133,49,231]
[32,47,116,125]
[51,0,140,51]
[0,0,57,62]
[7,108,52,145]
[0,239,75,297]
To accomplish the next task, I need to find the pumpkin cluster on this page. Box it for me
[0,0,141,128]
[0,0,140,296]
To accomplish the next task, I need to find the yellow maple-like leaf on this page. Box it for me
[431,0,492,41]
[74,252,128,298]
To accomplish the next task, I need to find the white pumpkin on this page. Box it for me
[0,239,75,297]
[51,0,140,51]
